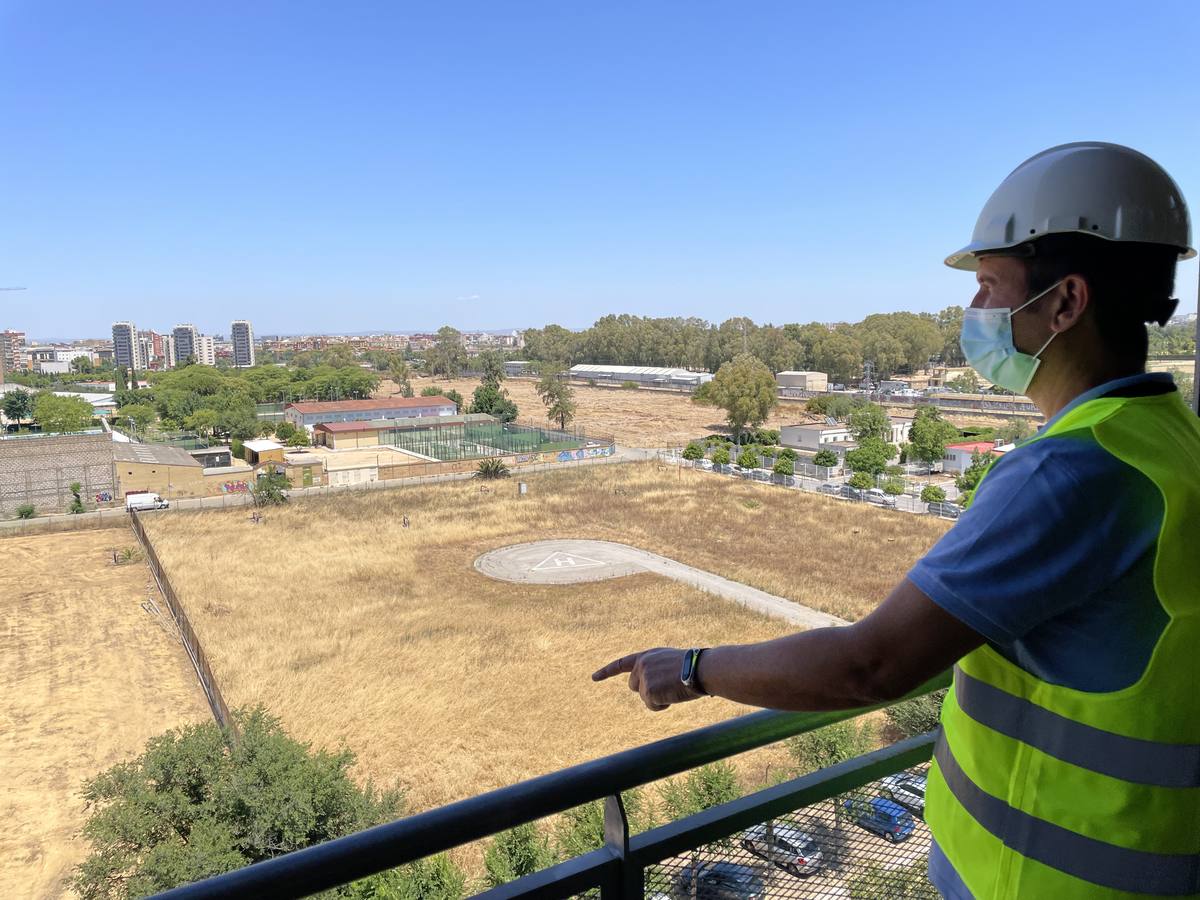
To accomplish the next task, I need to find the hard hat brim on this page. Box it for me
[945,234,1197,271]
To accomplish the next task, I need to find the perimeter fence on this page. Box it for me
[129,509,238,742]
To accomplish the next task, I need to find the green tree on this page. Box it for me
[848,471,874,490]
[945,370,981,393]
[711,446,731,466]
[920,485,947,503]
[426,326,467,378]
[956,450,994,494]
[848,403,891,442]
[286,430,310,447]
[483,823,558,888]
[2,387,34,425]
[388,357,413,397]
[907,407,959,466]
[885,690,948,738]
[737,447,760,469]
[68,481,85,514]
[274,420,298,442]
[786,718,875,774]
[33,392,94,433]
[847,860,937,899]
[117,402,157,434]
[813,449,838,468]
[478,351,506,389]
[773,458,794,476]
[693,353,777,445]
[659,762,741,821]
[183,408,220,438]
[469,383,518,422]
[72,707,403,899]
[444,389,464,410]
[883,477,905,495]
[995,417,1033,444]
[844,437,895,476]
[535,369,577,430]
[252,473,291,506]
[682,442,704,461]
[345,853,465,900]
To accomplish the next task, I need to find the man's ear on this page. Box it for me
[1050,274,1090,334]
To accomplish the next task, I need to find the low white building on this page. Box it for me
[942,440,1006,474]
[568,364,713,390]
[776,371,828,392]
[781,421,853,452]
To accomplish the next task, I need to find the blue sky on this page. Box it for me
[2,2,1197,339]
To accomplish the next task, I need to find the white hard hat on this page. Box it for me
[945,142,1195,270]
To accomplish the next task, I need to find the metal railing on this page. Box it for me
[154,673,949,899]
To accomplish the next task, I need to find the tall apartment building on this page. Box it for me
[163,334,176,368]
[172,324,199,365]
[230,320,255,367]
[197,334,216,366]
[0,330,27,380]
[111,322,144,370]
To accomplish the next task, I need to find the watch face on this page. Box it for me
[681,650,697,683]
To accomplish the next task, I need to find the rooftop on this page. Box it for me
[286,397,456,414]
[243,439,284,452]
[113,442,201,467]
[313,413,496,433]
[946,440,1002,454]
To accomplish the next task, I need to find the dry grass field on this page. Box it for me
[143,462,948,813]
[0,530,209,899]
[383,375,818,448]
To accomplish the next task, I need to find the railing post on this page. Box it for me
[600,794,640,899]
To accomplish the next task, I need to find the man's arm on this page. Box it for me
[592,578,983,712]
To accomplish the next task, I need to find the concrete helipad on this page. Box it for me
[474,539,846,629]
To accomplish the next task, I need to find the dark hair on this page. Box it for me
[1021,234,1179,364]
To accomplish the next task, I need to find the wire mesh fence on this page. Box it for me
[564,765,934,900]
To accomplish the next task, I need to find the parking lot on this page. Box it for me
[660,453,963,522]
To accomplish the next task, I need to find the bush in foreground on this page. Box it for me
[72,707,404,899]
[15,503,35,519]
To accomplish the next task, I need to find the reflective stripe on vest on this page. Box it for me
[954,665,1200,788]
[935,733,1200,896]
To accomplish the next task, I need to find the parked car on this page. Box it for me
[672,861,765,900]
[880,773,927,817]
[926,500,963,519]
[698,459,714,471]
[816,483,840,496]
[751,469,771,482]
[839,485,865,501]
[843,796,916,843]
[740,823,823,877]
[864,488,898,509]
[125,492,169,511]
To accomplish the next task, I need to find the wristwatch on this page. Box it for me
[681,648,708,695]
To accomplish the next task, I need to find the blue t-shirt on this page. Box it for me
[909,372,1175,898]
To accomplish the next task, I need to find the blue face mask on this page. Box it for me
[959,279,1063,394]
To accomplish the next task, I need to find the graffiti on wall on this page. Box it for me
[557,446,613,462]
[220,481,250,493]
[94,491,114,503]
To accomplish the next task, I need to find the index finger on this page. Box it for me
[592,653,639,681]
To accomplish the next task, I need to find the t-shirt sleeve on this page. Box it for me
[907,436,1161,645]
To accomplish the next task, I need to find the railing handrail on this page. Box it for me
[155,672,949,898]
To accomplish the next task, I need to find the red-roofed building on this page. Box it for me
[942,440,1006,474]
[285,396,457,429]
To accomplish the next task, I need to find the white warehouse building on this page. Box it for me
[568,364,713,390]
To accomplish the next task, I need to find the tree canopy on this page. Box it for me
[33,392,94,433]
[907,407,959,466]
[693,353,777,443]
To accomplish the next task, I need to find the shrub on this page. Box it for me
[737,448,759,469]
[883,477,905,495]
[421,386,446,396]
[252,473,290,506]
[711,447,731,466]
[15,504,35,519]
[813,449,838,468]
[659,762,741,821]
[772,458,794,476]
[885,464,905,477]
[474,457,511,479]
[274,421,297,442]
[786,718,875,775]
[777,447,796,462]
[920,485,946,503]
[885,690,948,738]
[554,790,657,859]
[483,823,558,888]
[68,481,85,514]
[751,428,780,445]
[286,430,310,447]
[620,380,639,389]
[848,471,874,490]
[231,438,245,459]
[681,442,704,461]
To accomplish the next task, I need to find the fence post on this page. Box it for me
[600,794,640,899]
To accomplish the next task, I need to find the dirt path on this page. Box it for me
[475,539,847,629]
[0,530,209,899]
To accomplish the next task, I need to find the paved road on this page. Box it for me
[474,539,847,629]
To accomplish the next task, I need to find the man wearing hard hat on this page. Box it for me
[594,143,1200,898]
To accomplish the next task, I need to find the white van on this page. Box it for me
[125,492,169,511]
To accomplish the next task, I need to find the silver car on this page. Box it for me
[880,772,927,817]
[740,823,823,877]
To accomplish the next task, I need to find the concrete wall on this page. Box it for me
[116,460,206,500]
[0,432,117,517]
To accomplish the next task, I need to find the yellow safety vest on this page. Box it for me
[926,389,1200,898]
